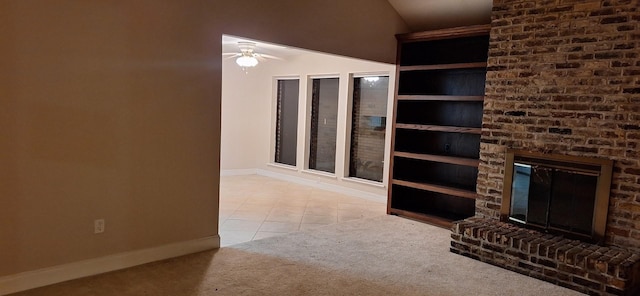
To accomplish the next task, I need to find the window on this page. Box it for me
[274,79,299,166]
[349,76,389,182]
[308,78,339,173]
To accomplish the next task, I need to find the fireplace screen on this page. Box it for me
[502,150,613,243]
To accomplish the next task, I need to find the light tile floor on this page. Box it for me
[219,174,387,246]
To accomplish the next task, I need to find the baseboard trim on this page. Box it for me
[0,235,220,296]
[220,169,258,176]
[256,169,386,203]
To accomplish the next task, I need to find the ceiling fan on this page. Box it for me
[223,41,282,68]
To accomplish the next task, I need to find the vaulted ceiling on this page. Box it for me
[222,0,494,62]
[387,0,493,31]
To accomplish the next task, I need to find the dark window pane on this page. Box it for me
[274,79,299,166]
[309,78,339,173]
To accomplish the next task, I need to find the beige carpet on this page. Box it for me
[13,215,583,296]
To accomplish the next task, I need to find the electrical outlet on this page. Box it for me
[94,219,105,234]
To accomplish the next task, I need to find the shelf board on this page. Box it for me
[388,209,453,229]
[395,123,481,134]
[397,95,484,102]
[399,62,487,72]
[394,151,479,167]
[392,179,478,200]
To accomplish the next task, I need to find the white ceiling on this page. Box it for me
[387,0,493,31]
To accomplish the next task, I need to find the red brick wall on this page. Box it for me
[479,0,640,250]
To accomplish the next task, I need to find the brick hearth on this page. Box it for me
[451,217,640,295]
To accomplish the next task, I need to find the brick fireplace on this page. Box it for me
[450,0,640,295]
[479,0,639,250]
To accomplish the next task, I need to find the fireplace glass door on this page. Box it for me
[509,158,599,237]
[503,150,613,243]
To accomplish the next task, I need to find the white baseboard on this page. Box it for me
[256,169,386,203]
[220,169,257,176]
[0,235,220,296]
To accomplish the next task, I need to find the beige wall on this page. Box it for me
[0,0,407,277]
[221,50,396,197]
[221,56,271,170]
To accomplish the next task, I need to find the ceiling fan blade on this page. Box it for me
[222,53,241,60]
[256,53,283,60]
[222,53,240,56]
[238,41,256,52]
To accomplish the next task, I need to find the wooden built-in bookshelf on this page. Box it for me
[387,24,491,227]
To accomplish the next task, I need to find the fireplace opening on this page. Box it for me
[501,149,613,244]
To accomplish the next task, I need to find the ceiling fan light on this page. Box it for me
[236,56,258,67]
